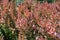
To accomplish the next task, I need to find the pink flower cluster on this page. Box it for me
[0,0,60,40]
[16,0,60,38]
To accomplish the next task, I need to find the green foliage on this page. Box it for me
[38,0,56,3]
[47,0,55,3]
[0,24,18,40]
[16,0,24,6]
[25,27,39,40]
[15,0,56,6]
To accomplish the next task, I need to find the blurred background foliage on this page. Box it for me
[16,0,56,6]
[16,0,24,6]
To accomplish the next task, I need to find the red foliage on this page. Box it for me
[0,0,60,40]
[16,1,60,37]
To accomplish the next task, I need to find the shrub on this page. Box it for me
[0,0,60,40]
